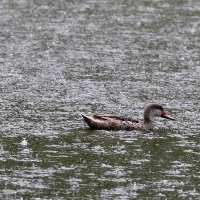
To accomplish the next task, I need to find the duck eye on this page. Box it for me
[154,105,162,110]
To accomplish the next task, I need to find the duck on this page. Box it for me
[79,103,175,131]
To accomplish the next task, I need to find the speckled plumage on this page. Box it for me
[79,103,175,131]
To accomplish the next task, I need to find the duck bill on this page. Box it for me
[162,111,175,120]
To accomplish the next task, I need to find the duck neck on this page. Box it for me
[143,111,153,125]
[144,117,153,124]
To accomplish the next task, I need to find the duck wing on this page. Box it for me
[93,113,139,123]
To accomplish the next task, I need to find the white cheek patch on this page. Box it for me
[151,109,162,118]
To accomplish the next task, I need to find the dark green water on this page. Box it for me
[0,0,199,199]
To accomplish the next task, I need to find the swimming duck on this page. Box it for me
[79,103,175,131]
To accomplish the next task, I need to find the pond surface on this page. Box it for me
[0,0,200,199]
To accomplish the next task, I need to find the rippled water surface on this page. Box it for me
[0,0,200,199]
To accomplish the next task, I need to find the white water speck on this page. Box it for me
[20,138,28,146]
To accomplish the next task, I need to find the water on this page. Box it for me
[0,0,199,199]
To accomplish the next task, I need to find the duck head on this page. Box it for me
[144,103,175,123]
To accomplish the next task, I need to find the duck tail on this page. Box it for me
[78,112,93,127]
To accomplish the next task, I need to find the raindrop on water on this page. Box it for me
[20,138,28,146]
